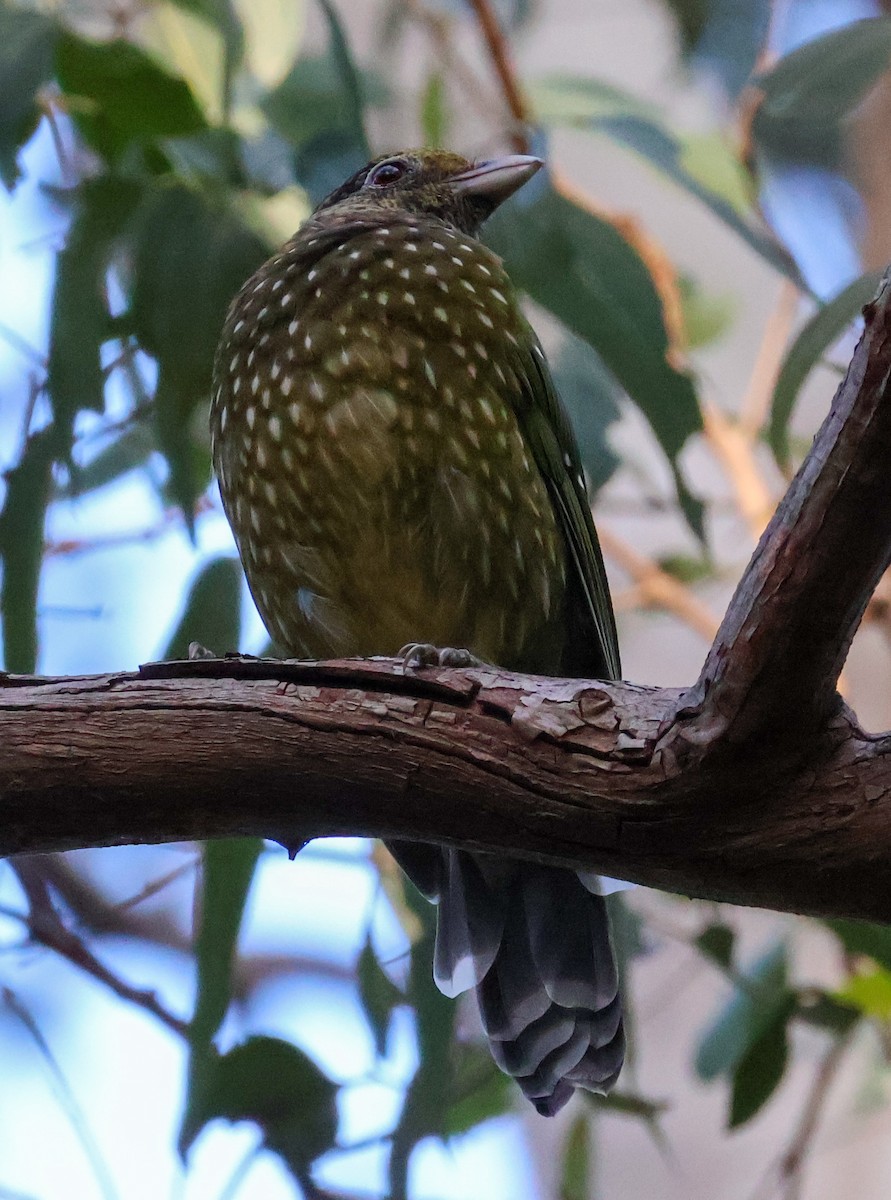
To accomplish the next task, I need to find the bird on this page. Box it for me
[210,149,625,1116]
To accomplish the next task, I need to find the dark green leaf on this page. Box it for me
[561,1113,591,1200]
[47,177,145,434]
[162,557,243,661]
[67,421,155,497]
[594,115,802,286]
[357,933,402,1058]
[180,840,263,1161]
[757,18,891,123]
[827,919,891,973]
[0,6,59,189]
[0,427,57,673]
[752,19,891,165]
[180,1035,338,1179]
[696,923,735,970]
[444,1046,512,1137]
[728,999,792,1128]
[660,0,709,51]
[261,0,370,205]
[129,182,268,520]
[190,839,262,1050]
[769,271,882,465]
[56,32,207,160]
[687,0,771,99]
[389,883,455,1198]
[549,334,621,495]
[795,990,860,1035]
[696,942,790,1080]
[485,176,704,537]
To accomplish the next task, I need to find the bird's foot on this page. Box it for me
[399,643,485,670]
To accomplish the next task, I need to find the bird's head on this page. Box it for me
[314,149,543,235]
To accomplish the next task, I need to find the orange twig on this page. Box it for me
[465,0,531,152]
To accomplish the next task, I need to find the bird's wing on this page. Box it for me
[512,334,621,681]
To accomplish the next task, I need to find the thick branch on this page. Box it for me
[677,269,891,751]
[2,272,891,929]
[0,656,890,922]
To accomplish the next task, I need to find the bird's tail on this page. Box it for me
[385,843,624,1116]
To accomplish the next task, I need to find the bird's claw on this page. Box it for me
[399,643,484,670]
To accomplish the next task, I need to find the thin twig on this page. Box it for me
[749,1033,853,1200]
[701,399,777,541]
[738,280,801,442]
[598,524,720,641]
[3,987,119,1200]
[4,861,189,1038]
[465,0,531,151]
[0,322,47,369]
[112,857,200,914]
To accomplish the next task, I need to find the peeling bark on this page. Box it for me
[2,275,891,926]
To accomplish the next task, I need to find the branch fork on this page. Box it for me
[3,276,891,925]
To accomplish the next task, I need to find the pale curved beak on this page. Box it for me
[449,154,543,205]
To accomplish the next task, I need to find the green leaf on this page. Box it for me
[162,557,243,661]
[769,271,882,465]
[836,969,891,1021]
[827,919,891,972]
[678,273,735,349]
[190,839,262,1050]
[752,18,891,165]
[594,115,802,286]
[444,1047,512,1137]
[0,427,57,673]
[485,176,704,538]
[696,942,790,1080]
[530,73,658,124]
[166,0,244,114]
[180,840,263,1161]
[728,999,792,1128]
[587,1090,668,1121]
[549,334,621,495]
[67,422,155,497]
[561,1113,591,1200]
[658,553,712,583]
[695,923,735,970]
[670,0,771,99]
[388,884,455,1197]
[420,71,448,147]
[0,5,59,189]
[795,990,860,1035]
[56,32,207,160]
[180,1035,338,1180]
[47,176,145,435]
[261,0,370,205]
[129,182,268,520]
[357,933,402,1058]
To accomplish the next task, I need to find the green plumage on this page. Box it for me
[211,150,625,1116]
[211,150,619,681]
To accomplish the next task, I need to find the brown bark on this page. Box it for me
[2,274,891,925]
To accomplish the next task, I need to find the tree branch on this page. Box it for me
[2,275,891,928]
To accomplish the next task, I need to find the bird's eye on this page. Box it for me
[366,160,408,188]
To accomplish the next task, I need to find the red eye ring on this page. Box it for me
[367,161,407,187]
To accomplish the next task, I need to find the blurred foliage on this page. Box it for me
[1,0,891,1197]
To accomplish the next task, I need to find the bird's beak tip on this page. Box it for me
[449,154,543,205]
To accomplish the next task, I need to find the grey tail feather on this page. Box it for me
[386,843,624,1116]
